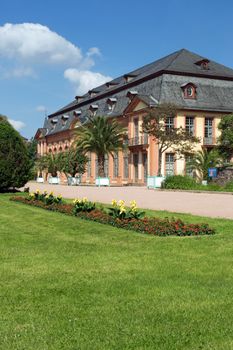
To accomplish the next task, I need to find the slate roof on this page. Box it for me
[40,49,233,137]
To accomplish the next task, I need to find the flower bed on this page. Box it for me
[10,195,215,237]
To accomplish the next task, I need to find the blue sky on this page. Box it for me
[1,0,233,138]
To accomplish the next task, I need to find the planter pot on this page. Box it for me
[48,177,60,185]
[147,176,165,189]
[95,177,110,187]
[36,177,44,183]
[67,176,81,186]
[202,180,208,186]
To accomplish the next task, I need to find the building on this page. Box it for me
[35,48,233,185]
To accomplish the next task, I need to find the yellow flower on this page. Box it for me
[50,191,54,196]
[118,200,125,207]
[111,199,117,207]
[82,197,88,202]
[58,194,62,198]
[130,200,137,208]
[119,205,126,214]
[36,189,40,194]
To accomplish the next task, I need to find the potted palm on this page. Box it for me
[188,148,222,185]
[61,147,87,185]
[45,153,63,184]
[35,156,47,183]
[76,116,126,186]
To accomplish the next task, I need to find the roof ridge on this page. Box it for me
[163,49,186,71]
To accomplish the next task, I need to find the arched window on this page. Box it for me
[181,83,197,99]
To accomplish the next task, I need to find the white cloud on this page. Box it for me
[82,47,102,69]
[0,23,83,66]
[0,22,111,96]
[8,118,25,131]
[36,105,47,113]
[87,47,101,57]
[64,69,112,95]
[4,67,36,78]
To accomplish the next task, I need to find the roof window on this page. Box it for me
[124,74,137,83]
[195,59,210,70]
[181,83,197,99]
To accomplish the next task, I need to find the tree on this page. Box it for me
[0,115,31,191]
[27,138,37,164]
[61,147,88,178]
[27,138,38,179]
[35,155,48,177]
[44,153,64,177]
[218,114,233,161]
[188,148,222,181]
[142,103,199,176]
[76,116,126,177]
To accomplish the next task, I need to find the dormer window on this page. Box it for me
[61,115,69,126]
[181,83,197,99]
[124,74,137,83]
[127,90,138,100]
[195,59,210,70]
[89,104,98,116]
[107,98,117,112]
[73,110,82,117]
[106,81,118,89]
[75,96,84,103]
[51,118,58,129]
[88,90,99,97]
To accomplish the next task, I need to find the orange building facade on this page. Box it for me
[35,49,233,185]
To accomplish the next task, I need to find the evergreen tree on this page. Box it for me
[0,115,31,191]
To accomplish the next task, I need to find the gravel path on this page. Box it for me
[27,182,233,219]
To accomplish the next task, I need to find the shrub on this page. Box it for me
[28,190,63,205]
[73,197,95,214]
[224,180,233,191]
[108,199,145,220]
[205,183,222,191]
[0,116,31,191]
[162,175,198,190]
[10,196,215,237]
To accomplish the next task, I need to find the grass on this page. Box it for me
[0,193,233,349]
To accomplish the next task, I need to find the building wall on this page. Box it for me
[36,108,224,184]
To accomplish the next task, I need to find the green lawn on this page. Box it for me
[0,194,233,350]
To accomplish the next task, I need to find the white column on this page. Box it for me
[43,141,47,155]
[37,142,41,156]
[138,151,142,180]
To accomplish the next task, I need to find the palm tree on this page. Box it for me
[44,153,64,177]
[60,146,88,178]
[189,148,222,181]
[76,116,127,177]
[35,155,47,177]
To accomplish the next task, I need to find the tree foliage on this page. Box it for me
[34,155,48,177]
[61,147,88,177]
[43,153,64,177]
[0,115,31,191]
[142,103,199,175]
[76,116,126,177]
[188,148,223,181]
[218,114,233,160]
